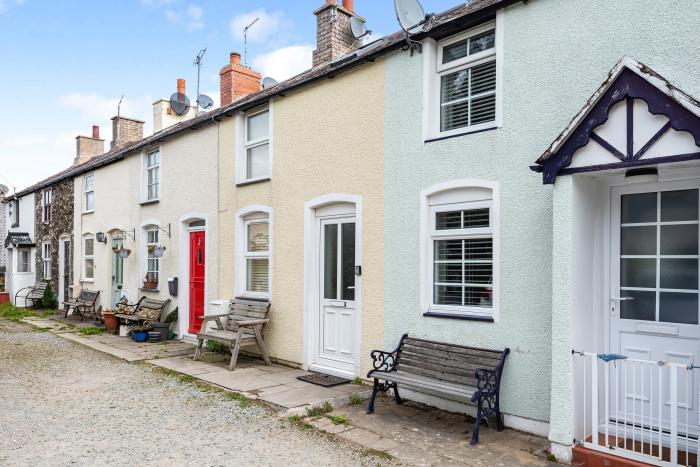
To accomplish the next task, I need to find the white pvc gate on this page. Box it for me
[575,351,699,466]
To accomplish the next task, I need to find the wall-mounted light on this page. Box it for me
[96,232,107,243]
[625,167,658,184]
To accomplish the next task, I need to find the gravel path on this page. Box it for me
[0,319,393,466]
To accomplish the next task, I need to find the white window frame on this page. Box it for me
[422,13,503,141]
[235,206,273,299]
[42,189,52,224]
[145,226,160,285]
[236,104,273,184]
[143,148,161,202]
[17,248,31,273]
[84,173,95,213]
[83,235,94,281]
[42,241,51,280]
[420,180,500,321]
[9,199,19,227]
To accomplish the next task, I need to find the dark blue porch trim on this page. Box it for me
[535,68,700,184]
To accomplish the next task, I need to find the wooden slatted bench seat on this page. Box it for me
[15,281,47,308]
[63,289,100,321]
[193,298,271,371]
[366,334,509,445]
[114,296,171,326]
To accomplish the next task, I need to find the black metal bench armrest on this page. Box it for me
[470,368,500,403]
[368,350,398,376]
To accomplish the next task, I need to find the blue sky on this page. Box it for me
[0,0,458,191]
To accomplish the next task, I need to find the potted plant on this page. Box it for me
[131,323,151,342]
[102,309,119,333]
[143,272,158,290]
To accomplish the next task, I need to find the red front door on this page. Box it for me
[188,231,205,334]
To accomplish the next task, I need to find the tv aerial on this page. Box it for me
[193,48,214,114]
[0,184,8,196]
[394,0,432,54]
[243,17,260,67]
[261,77,278,90]
[350,16,371,41]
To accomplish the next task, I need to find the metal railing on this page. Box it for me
[574,351,698,466]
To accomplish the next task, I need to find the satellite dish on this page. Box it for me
[261,77,279,90]
[394,0,426,32]
[169,92,190,116]
[197,94,214,110]
[350,16,369,39]
[0,184,8,195]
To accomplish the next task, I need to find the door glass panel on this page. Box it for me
[660,224,698,255]
[341,223,355,301]
[661,189,698,222]
[620,290,656,321]
[323,224,338,300]
[621,258,656,288]
[621,226,656,255]
[622,192,657,223]
[659,292,699,324]
[660,259,698,290]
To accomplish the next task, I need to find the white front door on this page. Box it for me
[610,180,700,435]
[314,215,357,376]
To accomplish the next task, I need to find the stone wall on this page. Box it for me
[34,178,74,299]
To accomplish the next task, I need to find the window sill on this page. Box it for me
[425,125,498,144]
[236,177,271,187]
[82,210,95,215]
[140,287,160,292]
[80,279,95,283]
[423,310,494,322]
[139,199,160,206]
[237,293,270,301]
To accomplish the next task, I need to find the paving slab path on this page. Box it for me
[0,319,392,466]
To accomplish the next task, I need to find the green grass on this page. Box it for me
[351,377,364,385]
[288,415,313,430]
[306,401,333,417]
[349,394,364,405]
[0,303,55,321]
[328,414,349,425]
[206,340,229,354]
[224,391,252,408]
[78,326,104,335]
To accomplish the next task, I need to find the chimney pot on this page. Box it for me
[92,125,100,139]
[230,52,241,65]
[342,0,353,11]
[177,78,186,95]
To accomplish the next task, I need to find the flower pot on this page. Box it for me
[119,325,130,337]
[0,292,9,304]
[102,311,119,333]
[143,281,158,290]
[132,330,149,342]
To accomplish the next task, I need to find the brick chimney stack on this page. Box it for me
[219,52,262,107]
[111,116,145,149]
[312,0,361,67]
[74,125,105,165]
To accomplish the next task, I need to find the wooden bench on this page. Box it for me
[63,289,100,321]
[366,334,509,445]
[15,281,47,308]
[193,298,271,371]
[114,296,171,326]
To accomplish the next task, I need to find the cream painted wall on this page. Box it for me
[217,60,385,375]
[73,125,219,328]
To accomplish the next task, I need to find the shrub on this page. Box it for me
[349,394,364,405]
[41,283,58,309]
[328,415,349,425]
[206,340,229,354]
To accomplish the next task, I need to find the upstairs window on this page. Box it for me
[145,149,160,201]
[42,242,51,280]
[244,108,270,181]
[83,236,94,280]
[42,189,52,223]
[424,19,501,140]
[9,199,19,227]
[84,173,95,212]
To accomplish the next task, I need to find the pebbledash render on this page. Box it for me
[382,0,700,461]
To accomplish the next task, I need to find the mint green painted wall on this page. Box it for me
[383,0,700,428]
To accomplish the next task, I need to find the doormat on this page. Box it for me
[297,372,351,388]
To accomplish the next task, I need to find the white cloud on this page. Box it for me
[252,45,313,82]
[229,9,289,43]
[0,0,25,14]
[164,4,204,32]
